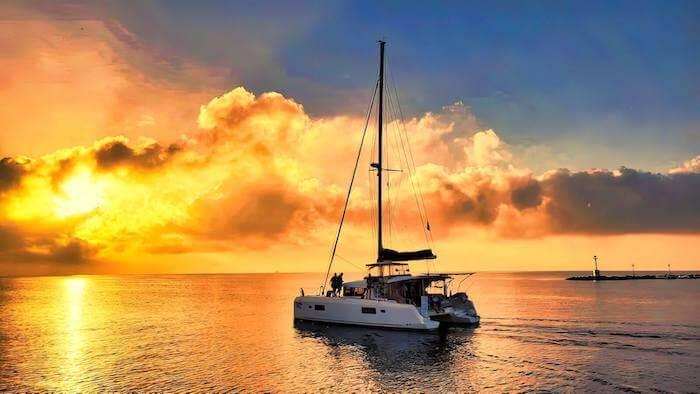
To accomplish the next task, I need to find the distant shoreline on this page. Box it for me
[567,274,700,281]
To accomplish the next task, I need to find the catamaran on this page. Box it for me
[294,41,479,331]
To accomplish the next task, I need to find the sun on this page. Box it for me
[54,170,106,218]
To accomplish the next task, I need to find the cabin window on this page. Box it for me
[361,307,376,314]
[343,287,366,297]
[380,309,386,313]
[314,304,325,311]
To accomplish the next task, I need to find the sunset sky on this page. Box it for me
[1,1,699,275]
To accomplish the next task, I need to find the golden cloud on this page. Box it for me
[0,87,345,267]
[1,84,699,272]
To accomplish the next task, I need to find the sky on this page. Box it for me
[0,0,699,275]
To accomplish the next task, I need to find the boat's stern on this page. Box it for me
[293,295,311,321]
[429,292,480,327]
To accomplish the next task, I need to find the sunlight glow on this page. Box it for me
[54,170,105,218]
[65,277,87,296]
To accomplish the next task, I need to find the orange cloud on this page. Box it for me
[0,87,346,269]
[1,83,700,275]
[0,8,223,158]
[670,155,700,174]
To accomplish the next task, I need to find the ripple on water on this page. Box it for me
[0,273,698,392]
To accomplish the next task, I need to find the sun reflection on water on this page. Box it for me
[1,274,698,392]
[61,277,88,388]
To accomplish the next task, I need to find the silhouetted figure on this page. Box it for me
[330,273,338,296]
[337,273,344,296]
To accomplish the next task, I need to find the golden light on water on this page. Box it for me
[61,277,88,387]
[64,276,87,296]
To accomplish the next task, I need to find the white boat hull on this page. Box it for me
[430,308,481,326]
[294,296,440,331]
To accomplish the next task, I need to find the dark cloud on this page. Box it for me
[510,178,542,210]
[542,168,700,234]
[187,183,305,248]
[225,189,301,237]
[429,165,700,236]
[0,224,23,249]
[94,140,182,170]
[189,177,341,249]
[0,224,95,264]
[441,183,502,225]
[0,157,28,192]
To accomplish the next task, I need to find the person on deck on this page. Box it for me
[330,273,338,296]
[337,273,344,296]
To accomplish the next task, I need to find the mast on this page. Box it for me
[377,40,385,262]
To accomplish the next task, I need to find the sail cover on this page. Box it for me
[381,248,436,262]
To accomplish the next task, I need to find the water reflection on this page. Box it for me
[294,320,478,391]
[62,277,87,387]
[0,273,697,392]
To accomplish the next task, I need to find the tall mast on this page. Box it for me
[377,40,385,262]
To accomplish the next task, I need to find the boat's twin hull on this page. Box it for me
[430,311,480,326]
[294,296,440,331]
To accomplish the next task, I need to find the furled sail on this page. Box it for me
[381,248,436,262]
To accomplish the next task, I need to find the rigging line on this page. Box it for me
[368,164,376,244]
[386,77,405,245]
[367,89,380,246]
[335,253,364,272]
[464,276,478,293]
[393,102,431,247]
[393,171,406,244]
[368,169,374,243]
[392,85,431,229]
[321,79,379,295]
[390,71,435,247]
[388,133,404,243]
[369,94,379,245]
[385,80,409,244]
[385,63,420,195]
[386,93,392,244]
[385,55,430,246]
[382,70,401,213]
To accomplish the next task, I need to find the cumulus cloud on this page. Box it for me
[402,126,700,237]
[416,161,700,237]
[0,225,96,264]
[0,157,30,192]
[541,168,700,234]
[510,178,542,210]
[94,138,183,170]
[670,155,700,174]
[0,87,341,268]
[1,83,698,273]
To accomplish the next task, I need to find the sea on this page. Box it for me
[1,272,698,392]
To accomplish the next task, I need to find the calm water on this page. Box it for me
[1,272,699,392]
